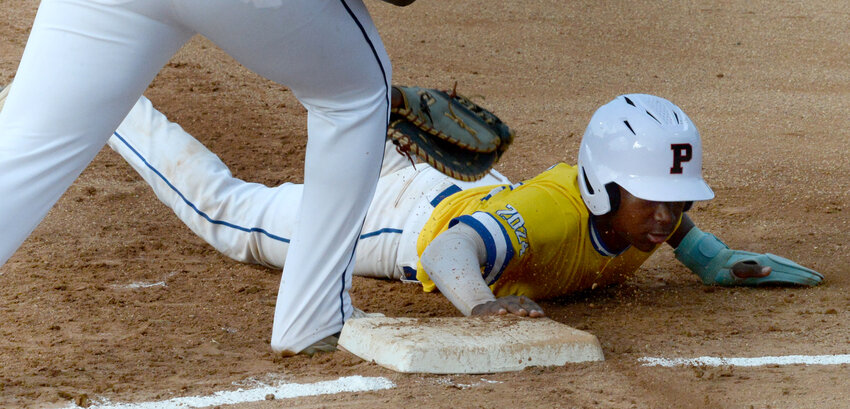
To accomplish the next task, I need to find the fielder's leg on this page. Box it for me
[0,0,193,266]
[174,0,392,353]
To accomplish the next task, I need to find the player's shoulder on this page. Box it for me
[544,162,578,173]
[480,163,580,209]
[519,163,585,208]
[478,163,581,206]
[526,163,579,186]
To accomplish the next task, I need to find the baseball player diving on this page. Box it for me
[0,87,822,354]
[0,0,420,356]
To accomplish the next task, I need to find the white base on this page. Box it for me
[338,316,604,374]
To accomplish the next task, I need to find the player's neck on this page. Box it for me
[593,215,630,254]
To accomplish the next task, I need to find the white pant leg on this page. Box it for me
[349,139,427,278]
[169,0,393,353]
[107,99,505,285]
[354,165,428,280]
[1,0,392,353]
[106,97,429,283]
[0,0,193,265]
[109,99,406,278]
[107,96,299,269]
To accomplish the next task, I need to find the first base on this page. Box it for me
[337,316,604,374]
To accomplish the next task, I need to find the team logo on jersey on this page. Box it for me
[670,143,693,174]
[495,204,529,256]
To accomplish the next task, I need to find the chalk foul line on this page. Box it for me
[65,375,395,409]
[639,354,850,367]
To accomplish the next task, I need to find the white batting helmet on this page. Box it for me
[577,94,715,215]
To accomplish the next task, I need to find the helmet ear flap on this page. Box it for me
[579,165,612,215]
[604,183,620,214]
[683,201,694,212]
[579,163,620,216]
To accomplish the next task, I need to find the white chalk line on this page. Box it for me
[640,354,850,367]
[112,271,180,290]
[117,281,167,289]
[436,377,502,389]
[63,375,395,409]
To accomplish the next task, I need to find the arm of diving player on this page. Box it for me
[420,223,545,317]
[667,214,822,286]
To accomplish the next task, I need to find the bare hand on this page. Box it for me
[470,296,545,318]
[731,260,771,279]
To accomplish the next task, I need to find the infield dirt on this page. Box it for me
[2,1,850,408]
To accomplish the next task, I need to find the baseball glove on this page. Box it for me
[388,85,515,182]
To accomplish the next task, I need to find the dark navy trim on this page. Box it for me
[340,235,359,320]
[360,228,403,239]
[339,0,391,126]
[450,215,497,280]
[483,213,514,285]
[479,182,518,202]
[430,184,461,207]
[480,185,506,202]
[338,0,392,324]
[402,266,418,281]
[112,131,291,243]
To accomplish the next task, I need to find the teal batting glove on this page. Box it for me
[673,226,823,286]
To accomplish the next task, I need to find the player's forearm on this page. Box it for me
[673,224,822,286]
[420,224,495,316]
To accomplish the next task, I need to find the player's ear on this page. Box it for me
[604,183,620,214]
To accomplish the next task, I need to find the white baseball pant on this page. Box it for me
[0,0,391,354]
[106,95,510,282]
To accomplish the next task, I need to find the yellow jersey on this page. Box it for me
[416,164,675,300]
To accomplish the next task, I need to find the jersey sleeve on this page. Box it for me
[449,180,559,286]
[449,212,515,285]
[416,164,585,294]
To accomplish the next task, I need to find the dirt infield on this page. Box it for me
[2,1,850,408]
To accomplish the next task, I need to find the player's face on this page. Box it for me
[611,186,685,252]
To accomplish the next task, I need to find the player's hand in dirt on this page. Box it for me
[718,252,823,286]
[470,296,545,317]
